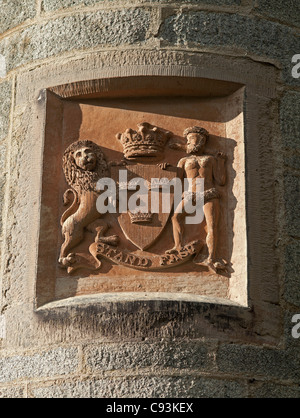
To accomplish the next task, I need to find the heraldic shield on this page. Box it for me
[111,164,181,251]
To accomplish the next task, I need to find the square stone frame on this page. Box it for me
[22,58,280,345]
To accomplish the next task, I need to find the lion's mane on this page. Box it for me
[62,140,108,193]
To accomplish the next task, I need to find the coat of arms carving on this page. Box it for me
[58,121,228,276]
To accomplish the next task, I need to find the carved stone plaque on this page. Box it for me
[59,124,228,274]
[35,80,247,307]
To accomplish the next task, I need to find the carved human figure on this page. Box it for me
[165,126,227,271]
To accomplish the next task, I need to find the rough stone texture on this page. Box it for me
[0,81,11,141]
[284,174,300,238]
[284,153,300,172]
[280,91,300,152]
[281,89,300,242]
[0,9,151,73]
[0,81,11,243]
[255,0,300,27]
[31,376,247,398]
[42,0,243,13]
[159,10,298,62]
[0,0,36,34]
[0,54,6,78]
[249,381,300,398]
[284,241,300,307]
[159,10,299,84]
[42,0,106,11]
[0,348,78,383]
[0,104,34,309]
[85,341,213,372]
[217,344,300,382]
[2,298,256,350]
[14,50,277,107]
[0,385,25,398]
[0,145,7,239]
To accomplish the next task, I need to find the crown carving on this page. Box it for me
[129,211,153,224]
[117,122,171,160]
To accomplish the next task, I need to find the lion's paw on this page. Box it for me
[58,253,77,268]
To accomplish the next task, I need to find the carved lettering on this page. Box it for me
[114,252,124,263]
[96,243,152,269]
[124,253,136,266]
[159,241,200,266]
[137,257,151,267]
[160,255,169,266]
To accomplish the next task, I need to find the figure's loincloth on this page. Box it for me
[183,188,220,204]
[204,187,220,203]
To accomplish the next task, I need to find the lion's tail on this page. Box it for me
[60,189,79,226]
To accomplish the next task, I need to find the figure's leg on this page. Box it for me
[172,212,184,250]
[166,200,186,253]
[203,199,219,265]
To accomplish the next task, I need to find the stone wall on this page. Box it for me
[0,0,299,398]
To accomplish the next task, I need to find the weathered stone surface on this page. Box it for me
[0,81,11,240]
[284,241,300,307]
[15,50,277,108]
[158,10,299,85]
[284,174,300,238]
[249,381,300,398]
[0,54,6,78]
[0,0,36,34]
[31,376,247,398]
[217,344,300,381]
[85,341,213,372]
[0,385,25,398]
[0,171,6,240]
[0,348,78,383]
[0,104,35,309]
[0,9,151,72]
[255,0,300,28]
[3,297,255,350]
[170,0,242,4]
[280,92,300,151]
[284,154,300,172]
[42,0,105,11]
[0,81,12,141]
[42,0,242,13]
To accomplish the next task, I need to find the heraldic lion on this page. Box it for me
[59,140,116,269]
